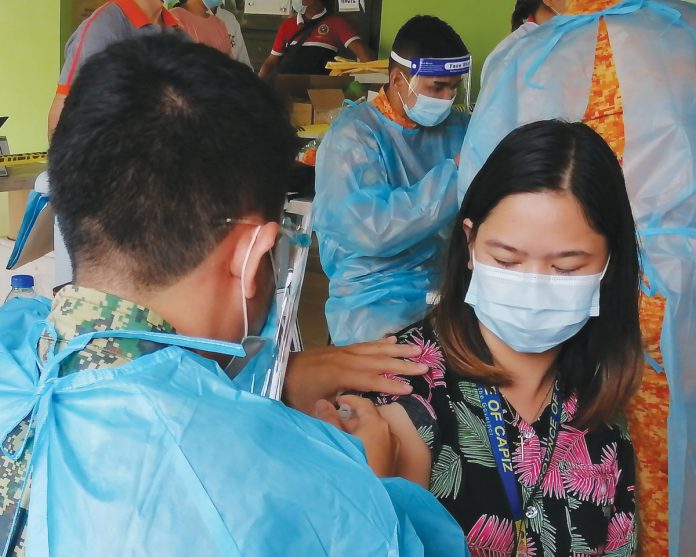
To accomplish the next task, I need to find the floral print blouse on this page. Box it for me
[374,319,637,557]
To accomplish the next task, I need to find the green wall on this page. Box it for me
[0,0,61,236]
[380,0,517,99]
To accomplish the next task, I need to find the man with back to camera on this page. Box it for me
[0,35,467,556]
[312,16,472,346]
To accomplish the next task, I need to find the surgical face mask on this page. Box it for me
[398,73,455,127]
[202,0,223,9]
[464,255,608,353]
[292,0,307,14]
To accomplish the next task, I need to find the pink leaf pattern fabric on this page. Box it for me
[467,515,515,557]
[605,512,635,551]
[369,320,637,557]
[564,442,621,506]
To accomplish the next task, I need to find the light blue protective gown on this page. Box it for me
[458,2,696,554]
[0,297,469,557]
[313,101,469,345]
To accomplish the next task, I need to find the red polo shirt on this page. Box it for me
[270,10,360,57]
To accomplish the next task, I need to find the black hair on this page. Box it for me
[434,120,643,429]
[511,0,543,31]
[389,15,468,74]
[49,34,298,288]
[294,0,332,14]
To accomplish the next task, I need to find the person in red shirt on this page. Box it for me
[258,0,372,78]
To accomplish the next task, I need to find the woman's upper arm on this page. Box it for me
[377,403,432,488]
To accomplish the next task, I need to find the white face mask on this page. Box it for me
[240,226,262,339]
[292,0,307,15]
[464,255,608,353]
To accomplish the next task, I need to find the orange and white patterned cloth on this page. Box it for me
[576,4,670,554]
[371,88,418,129]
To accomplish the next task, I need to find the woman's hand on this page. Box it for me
[315,395,400,477]
[282,336,428,414]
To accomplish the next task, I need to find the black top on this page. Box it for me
[373,319,637,556]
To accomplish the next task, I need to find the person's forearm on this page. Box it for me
[258,56,278,80]
[348,40,374,63]
[48,94,67,140]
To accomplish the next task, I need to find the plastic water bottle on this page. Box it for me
[4,274,37,303]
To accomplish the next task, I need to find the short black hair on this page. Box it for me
[49,34,298,287]
[389,16,469,74]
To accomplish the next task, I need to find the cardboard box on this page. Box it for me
[291,101,314,127]
[308,89,345,125]
[274,75,353,98]
[275,75,350,126]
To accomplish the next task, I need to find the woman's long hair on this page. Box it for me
[434,120,643,429]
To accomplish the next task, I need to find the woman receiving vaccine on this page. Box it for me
[369,120,641,556]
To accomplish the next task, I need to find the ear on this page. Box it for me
[389,67,402,89]
[462,218,475,270]
[229,222,279,300]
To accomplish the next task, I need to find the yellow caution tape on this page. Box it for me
[0,152,48,167]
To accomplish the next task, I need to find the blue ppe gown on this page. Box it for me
[457,2,696,554]
[314,101,469,345]
[0,297,469,557]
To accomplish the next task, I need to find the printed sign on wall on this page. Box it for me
[338,0,362,13]
[244,0,291,15]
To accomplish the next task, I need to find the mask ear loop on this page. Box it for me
[396,71,420,111]
[543,0,561,16]
[599,255,611,279]
[240,226,262,339]
[591,255,613,381]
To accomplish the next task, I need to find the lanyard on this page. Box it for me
[477,381,562,556]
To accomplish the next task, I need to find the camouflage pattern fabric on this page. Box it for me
[0,285,173,557]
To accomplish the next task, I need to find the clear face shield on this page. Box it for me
[224,201,313,400]
[391,51,473,122]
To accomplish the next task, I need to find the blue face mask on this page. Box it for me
[292,0,307,14]
[202,0,223,9]
[398,73,455,127]
[464,255,608,353]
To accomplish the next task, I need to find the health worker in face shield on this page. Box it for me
[313,15,471,346]
[459,1,696,554]
[0,35,466,557]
